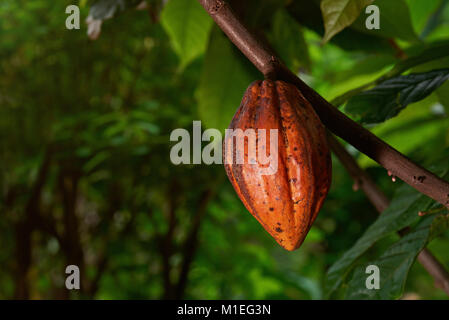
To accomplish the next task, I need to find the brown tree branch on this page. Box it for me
[175,189,214,299]
[327,134,449,297]
[58,168,87,296]
[417,249,449,295]
[327,134,390,212]
[198,0,449,208]
[160,181,181,299]
[13,147,53,299]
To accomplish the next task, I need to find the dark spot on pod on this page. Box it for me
[269,207,274,211]
[275,227,283,233]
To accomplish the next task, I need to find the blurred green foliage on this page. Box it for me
[0,0,448,300]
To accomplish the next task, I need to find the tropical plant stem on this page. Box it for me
[198,0,449,209]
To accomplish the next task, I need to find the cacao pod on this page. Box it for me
[223,80,332,251]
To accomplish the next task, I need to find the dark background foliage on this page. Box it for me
[0,0,448,299]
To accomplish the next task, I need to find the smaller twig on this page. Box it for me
[327,134,449,297]
[388,39,407,59]
[327,133,389,212]
[417,249,449,295]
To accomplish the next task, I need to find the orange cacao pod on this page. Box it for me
[223,80,332,251]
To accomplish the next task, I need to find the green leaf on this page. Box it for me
[405,0,441,36]
[287,0,393,53]
[419,0,449,39]
[351,0,418,42]
[325,183,432,297]
[331,41,449,107]
[386,41,449,78]
[320,0,374,43]
[437,81,449,114]
[336,54,397,81]
[325,160,449,297]
[429,211,449,241]
[195,27,259,131]
[269,9,310,71]
[134,121,160,135]
[160,0,213,69]
[244,0,287,28]
[344,69,449,124]
[84,151,110,173]
[345,215,436,300]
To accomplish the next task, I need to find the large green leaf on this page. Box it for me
[387,41,449,78]
[195,28,259,131]
[344,69,449,124]
[437,82,449,114]
[406,0,441,36]
[351,0,418,42]
[269,9,310,71]
[160,0,213,68]
[320,0,374,43]
[345,215,436,299]
[331,41,449,107]
[287,0,393,53]
[325,185,430,297]
[325,163,449,298]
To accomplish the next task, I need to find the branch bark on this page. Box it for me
[328,134,449,297]
[58,168,87,296]
[175,189,214,299]
[14,147,53,299]
[198,0,449,208]
[160,181,181,299]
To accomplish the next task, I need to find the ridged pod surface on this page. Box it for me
[223,80,332,251]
